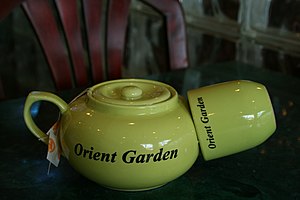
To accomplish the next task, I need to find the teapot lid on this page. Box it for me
[87,79,176,107]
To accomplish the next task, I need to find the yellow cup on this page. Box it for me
[187,80,276,160]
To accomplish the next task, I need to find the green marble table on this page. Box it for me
[1,62,299,199]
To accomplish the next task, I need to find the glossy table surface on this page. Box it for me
[1,62,300,199]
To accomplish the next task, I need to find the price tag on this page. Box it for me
[46,121,61,167]
[45,89,88,172]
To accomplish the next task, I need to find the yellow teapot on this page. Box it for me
[23,79,276,191]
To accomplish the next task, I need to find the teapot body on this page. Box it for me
[57,82,199,191]
[59,94,198,190]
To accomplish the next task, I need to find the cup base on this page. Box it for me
[105,183,166,192]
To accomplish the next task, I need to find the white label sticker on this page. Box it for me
[46,122,61,167]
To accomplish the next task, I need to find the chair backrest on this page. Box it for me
[22,0,130,90]
[0,1,21,19]
[1,0,188,91]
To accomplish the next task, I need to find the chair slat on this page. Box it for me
[142,0,188,70]
[106,0,131,79]
[22,0,73,89]
[55,0,89,87]
[83,0,105,83]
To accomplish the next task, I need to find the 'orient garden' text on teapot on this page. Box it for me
[23,79,276,191]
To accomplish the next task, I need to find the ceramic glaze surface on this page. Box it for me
[23,78,276,191]
[24,79,199,191]
[60,95,199,190]
[187,80,276,160]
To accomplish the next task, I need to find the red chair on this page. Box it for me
[0,0,188,91]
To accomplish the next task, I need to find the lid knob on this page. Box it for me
[121,86,143,100]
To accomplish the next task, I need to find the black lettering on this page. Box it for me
[100,153,110,162]
[122,150,136,164]
[208,143,216,149]
[136,154,145,163]
[74,145,180,164]
[146,153,154,162]
[153,148,163,162]
[163,151,170,160]
[201,109,207,117]
[89,147,94,159]
[170,149,178,159]
[83,149,89,158]
[197,104,205,109]
[208,138,215,143]
[74,143,83,156]
[93,152,100,160]
[197,97,217,149]
[111,152,117,163]
[201,117,209,123]
[74,143,118,163]
[198,97,203,104]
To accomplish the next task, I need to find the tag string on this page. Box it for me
[47,162,52,176]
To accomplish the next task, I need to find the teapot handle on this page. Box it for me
[23,91,69,144]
